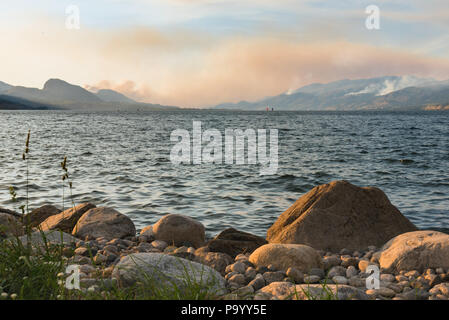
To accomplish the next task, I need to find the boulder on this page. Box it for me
[0,212,24,238]
[0,207,21,219]
[140,225,154,237]
[23,204,61,228]
[13,230,78,247]
[39,203,96,233]
[72,207,136,240]
[112,252,226,295]
[206,228,267,257]
[152,214,205,248]
[249,243,322,273]
[194,251,234,275]
[267,180,417,251]
[379,230,449,272]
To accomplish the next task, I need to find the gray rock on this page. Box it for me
[228,273,246,285]
[194,251,233,275]
[346,266,358,278]
[0,213,23,238]
[206,228,267,257]
[308,268,325,279]
[151,240,168,251]
[366,287,396,298]
[152,214,205,248]
[379,230,449,272]
[380,273,395,283]
[323,256,341,270]
[72,207,136,240]
[303,275,321,284]
[245,267,257,280]
[231,261,247,274]
[249,243,322,273]
[23,204,61,228]
[396,288,430,300]
[248,274,266,291]
[113,252,226,295]
[341,256,358,267]
[327,266,346,279]
[332,276,348,285]
[348,277,366,287]
[263,271,285,284]
[40,203,95,233]
[286,267,304,283]
[14,230,77,247]
[266,181,417,251]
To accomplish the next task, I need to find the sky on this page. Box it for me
[1,0,449,107]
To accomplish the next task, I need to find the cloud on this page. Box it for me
[1,11,449,107]
[86,37,449,107]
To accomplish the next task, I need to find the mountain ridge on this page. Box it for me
[213,76,449,111]
[0,79,178,111]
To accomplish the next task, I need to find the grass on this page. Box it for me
[0,231,67,300]
[0,130,224,300]
[0,230,225,300]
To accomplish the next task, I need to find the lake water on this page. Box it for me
[0,110,448,237]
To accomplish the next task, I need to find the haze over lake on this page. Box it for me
[0,110,448,237]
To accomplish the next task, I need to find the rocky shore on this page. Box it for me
[1,180,449,300]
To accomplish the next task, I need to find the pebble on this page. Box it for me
[366,287,396,298]
[248,275,265,291]
[74,247,90,256]
[235,254,249,261]
[380,273,395,282]
[231,261,246,274]
[341,256,358,267]
[151,240,168,251]
[404,270,420,278]
[228,274,246,286]
[322,255,341,270]
[348,277,366,287]
[93,253,107,264]
[358,260,370,272]
[327,266,346,278]
[332,276,348,285]
[286,267,304,283]
[263,271,285,284]
[435,267,444,274]
[233,285,254,297]
[245,267,257,280]
[308,268,324,279]
[303,275,321,284]
[346,266,358,278]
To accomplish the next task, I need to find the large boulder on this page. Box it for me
[112,253,226,295]
[267,180,417,251]
[379,230,449,272]
[72,207,136,240]
[249,243,322,273]
[152,214,205,248]
[24,204,61,228]
[0,212,24,238]
[39,203,96,233]
[206,228,267,257]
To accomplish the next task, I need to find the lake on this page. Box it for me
[0,110,448,237]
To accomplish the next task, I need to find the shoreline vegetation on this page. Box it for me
[0,132,448,301]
